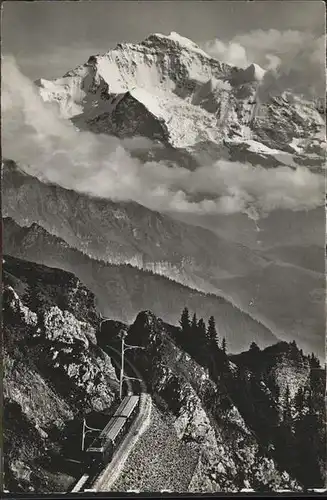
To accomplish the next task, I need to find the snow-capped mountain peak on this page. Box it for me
[35,32,324,161]
[36,32,232,118]
[143,31,212,58]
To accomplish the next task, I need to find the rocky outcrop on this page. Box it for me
[85,90,170,141]
[227,342,326,489]
[3,256,118,492]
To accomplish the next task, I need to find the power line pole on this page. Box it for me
[118,329,145,400]
[119,330,127,400]
[81,418,102,452]
[99,316,111,333]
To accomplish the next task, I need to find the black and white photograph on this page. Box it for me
[1,0,326,494]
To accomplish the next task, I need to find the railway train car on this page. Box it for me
[85,395,139,471]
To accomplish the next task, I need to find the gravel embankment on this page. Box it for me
[111,404,200,492]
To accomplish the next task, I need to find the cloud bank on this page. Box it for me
[201,29,325,100]
[2,55,324,221]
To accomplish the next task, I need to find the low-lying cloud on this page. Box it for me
[201,29,325,100]
[2,55,324,221]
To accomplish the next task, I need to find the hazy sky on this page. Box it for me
[2,0,325,80]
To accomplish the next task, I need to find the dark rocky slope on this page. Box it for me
[229,343,326,489]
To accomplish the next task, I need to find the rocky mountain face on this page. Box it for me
[228,344,326,488]
[3,256,118,492]
[2,160,267,286]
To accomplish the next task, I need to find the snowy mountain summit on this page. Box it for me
[37,31,324,163]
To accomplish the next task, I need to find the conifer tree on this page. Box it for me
[197,317,206,338]
[222,337,227,354]
[186,312,198,357]
[197,317,207,364]
[268,376,280,402]
[289,340,301,361]
[207,315,216,339]
[180,307,190,334]
[191,312,198,333]
[309,352,320,369]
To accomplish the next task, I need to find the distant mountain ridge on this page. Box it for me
[2,159,267,289]
[3,219,278,353]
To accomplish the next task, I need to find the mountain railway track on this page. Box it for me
[70,393,149,493]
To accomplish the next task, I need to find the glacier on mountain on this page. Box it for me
[35,32,324,165]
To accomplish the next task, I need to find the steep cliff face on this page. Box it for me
[231,342,312,400]
[3,256,118,492]
[99,311,303,492]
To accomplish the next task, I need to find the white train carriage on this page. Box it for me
[114,395,139,419]
[85,395,139,470]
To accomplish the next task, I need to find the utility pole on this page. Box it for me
[81,418,102,452]
[99,316,111,333]
[119,330,127,400]
[118,329,145,400]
